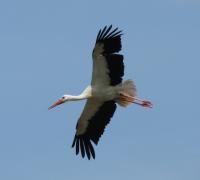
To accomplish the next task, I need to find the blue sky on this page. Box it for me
[0,0,200,179]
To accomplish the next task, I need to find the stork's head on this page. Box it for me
[48,95,69,110]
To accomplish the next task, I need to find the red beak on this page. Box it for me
[48,99,64,110]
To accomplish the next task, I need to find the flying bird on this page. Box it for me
[49,25,152,160]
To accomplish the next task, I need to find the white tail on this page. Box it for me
[117,80,137,107]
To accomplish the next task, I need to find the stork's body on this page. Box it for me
[49,25,152,160]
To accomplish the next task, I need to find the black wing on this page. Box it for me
[92,25,124,86]
[72,100,117,160]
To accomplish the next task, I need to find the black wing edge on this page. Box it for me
[71,101,117,160]
[96,25,123,54]
[106,54,124,85]
[72,135,95,160]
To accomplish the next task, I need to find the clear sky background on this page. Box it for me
[0,0,200,180]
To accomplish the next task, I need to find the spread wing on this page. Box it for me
[72,99,116,159]
[91,25,124,86]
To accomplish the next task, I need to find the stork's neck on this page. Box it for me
[67,94,88,101]
[67,86,92,101]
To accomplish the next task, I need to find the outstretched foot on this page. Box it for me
[139,100,153,108]
[119,92,153,108]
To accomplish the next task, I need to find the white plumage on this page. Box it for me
[49,25,152,160]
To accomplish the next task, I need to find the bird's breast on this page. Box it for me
[91,85,118,101]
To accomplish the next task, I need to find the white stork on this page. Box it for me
[49,25,152,160]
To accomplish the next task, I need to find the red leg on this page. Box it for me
[119,92,152,108]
